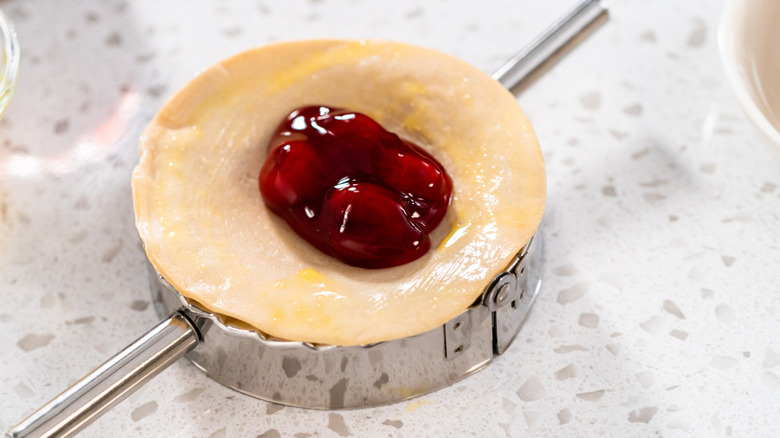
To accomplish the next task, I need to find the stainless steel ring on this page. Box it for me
[150,233,544,409]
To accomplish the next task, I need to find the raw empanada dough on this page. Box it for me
[133,40,545,346]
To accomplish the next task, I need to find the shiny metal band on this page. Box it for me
[150,233,543,409]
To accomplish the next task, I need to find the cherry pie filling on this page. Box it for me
[259,106,452,269]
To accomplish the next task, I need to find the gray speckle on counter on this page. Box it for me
[628,406,658,423]
[266,402,284,415]
[556,407,572,425]
[327,413,352,437]
[715,303,737,324]
[17,333,55,352]
[669,329,689,341]
[555,282,589,304]
[639,316,665,334]
[576,389,605,402]
[580,91,602,110]
[208,428,227,438]
[662,299,685,319]
[516,376,546,402]
[554,344,588,354]
[634,370,654,389]
[578,313,599,328]
[129,299,150,311]
[130,401,157,422]
[709,355,739,370]
[763,372,780,389]
[762,348,780,369]
[173,387,204,403]
[640,30,657,43]
[256,429,281,438]
[622,103,644,116]
[382,419,403,429]
[13,383,35,399]
[687,19,707,47]
[553,363,578,380]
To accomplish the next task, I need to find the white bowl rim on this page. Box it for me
[0,8,20,114]
[718,0,780,146]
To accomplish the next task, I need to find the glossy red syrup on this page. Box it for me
[259,106,452,269]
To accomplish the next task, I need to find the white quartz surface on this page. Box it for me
[1,0,778,436]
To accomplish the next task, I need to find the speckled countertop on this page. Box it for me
[1,0,778,437]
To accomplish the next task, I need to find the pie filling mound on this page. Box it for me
[132,39,546,346]
[259,105,453,269]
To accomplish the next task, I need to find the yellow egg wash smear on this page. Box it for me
[270,40,377,92]
[438,222,472,250]
[269,268,345,326]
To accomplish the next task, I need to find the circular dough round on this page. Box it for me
[132,39,545,346]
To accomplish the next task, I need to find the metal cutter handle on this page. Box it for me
[6,312,199,438]
[492,0,608,91]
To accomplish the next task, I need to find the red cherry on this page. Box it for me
[320,182,428,268]
[259,106,452,269]
[259,140,332,209]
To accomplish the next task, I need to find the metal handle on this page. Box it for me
[492,0,609,91]
[6,311,199,438]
